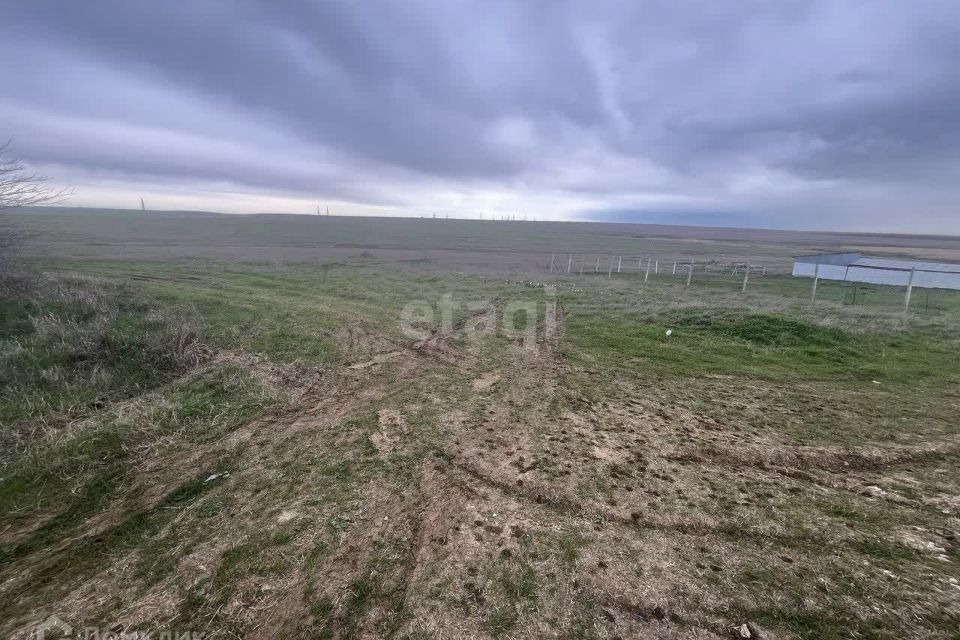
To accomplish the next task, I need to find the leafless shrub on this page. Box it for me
[0,141,71,211]
[0,140,72,278]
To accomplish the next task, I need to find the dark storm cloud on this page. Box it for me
[4,1,602,178]
[2,1,959,229]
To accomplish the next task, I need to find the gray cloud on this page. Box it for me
[2,0,959,230]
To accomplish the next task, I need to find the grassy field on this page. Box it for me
[11,206,960,273]
[1,209,958,639]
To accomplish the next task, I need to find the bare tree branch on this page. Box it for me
[0,140,72,210]
[0,141,71,278]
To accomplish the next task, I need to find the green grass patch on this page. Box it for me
[0,467,230,623]
[746,608,895,640]
[0,276,199,426]
[565,305,957,384]
[670,309,849,347]
[486,559,538,636]
[0,364,274,520]
[558,531,588,571]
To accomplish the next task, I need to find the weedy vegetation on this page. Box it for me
[0,211,957,639]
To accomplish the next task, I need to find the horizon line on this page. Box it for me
[16,203,960,240]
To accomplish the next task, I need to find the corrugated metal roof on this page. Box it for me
[793,252,862,266]
[852,257,960,273]
[793,252,860,261]
[794,253,960,273]
[792,252,960,290]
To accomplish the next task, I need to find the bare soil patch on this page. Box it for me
[3,292,958,640]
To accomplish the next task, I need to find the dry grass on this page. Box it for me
[1,257,957,639]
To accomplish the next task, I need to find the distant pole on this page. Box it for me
[617,256,622,273]
[741,263,751,292]
[672,261,677,275]
[654,260,659,274]
[638,258,642,273]
[567,255,572,274]
[549,253,556,273]
[686,260,694,287]
[140,197,145,211]
[644,258,651,283]
[579,257,584,276]
[905,268,916,311]
[607,257,613,278]
[811,262,820,303]
[595,256,600,273]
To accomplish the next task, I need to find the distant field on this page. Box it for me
[10,206,960,275]
[1,208,958,639]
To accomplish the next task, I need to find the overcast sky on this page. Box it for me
[4,1,960,231]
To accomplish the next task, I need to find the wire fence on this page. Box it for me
[546,253,772,283]
[543,252,960,312]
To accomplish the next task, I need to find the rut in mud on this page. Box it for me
[3,300,958,640]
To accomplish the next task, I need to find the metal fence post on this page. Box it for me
[811,262,820,302]
[905,267,916,311]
